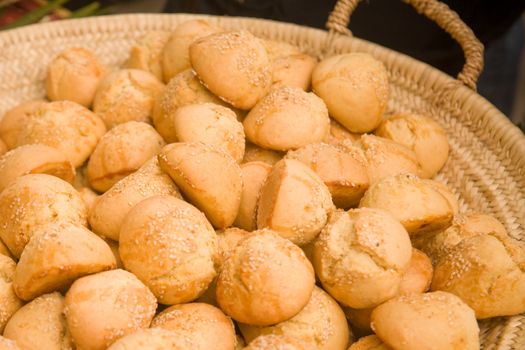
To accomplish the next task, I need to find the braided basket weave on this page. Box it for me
[0,0,524,348]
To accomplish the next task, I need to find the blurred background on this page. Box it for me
[1,0,524,131]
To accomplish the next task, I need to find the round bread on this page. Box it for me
[312,53,389,133]
[88,157,181,241]
[0,174,87,258]
[125,31,171,80]
[0,337,19,350]
[87,121,165,192]
[0,139,6,156]
[0,255,22,333]
[64,269,157,350]
[158,142,242,229]
[243,86,330,151]
[162,19,220,82]
[0,144,75,193]
[313,208,412,309]
[347,335,392,350]
[371,291,479,350]
[77,186,99,212]
[170,103,245,162]
[243,142,283,165]
[243,334,307,350]
[398,248,433,295]
[234,161,272,231]
[15,100,106,167]
[0,100,46,149]
[359,174,458,236]
[286,142,369,208]
[216,227,250,269]
[263,39,301,60]
[46,47,106,107]
[324,119,361,146]
[432,234,525,319]
[3,292,73,350]
[216,229,315,326]
[271,53,317,90]
[375,113,449,178]
[190,30,271,110]
[257,159,334,246]
[240,286,351,350]
[119,195,218,305]
[151,302,236,350]
[107,328,193,350]
[13,221,116,301]
[93,69,164,128]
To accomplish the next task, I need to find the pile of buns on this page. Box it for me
[0,19,523,350]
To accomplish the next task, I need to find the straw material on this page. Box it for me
[0,12,524,350]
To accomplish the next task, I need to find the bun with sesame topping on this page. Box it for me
[107,328,193,350]
[242,142,283,165]
[125,31,171,81]
[0,255,22,333]
[347,335,392,350]
[243,334,307,350]
[270,53,317,91]
[0,100,47,150]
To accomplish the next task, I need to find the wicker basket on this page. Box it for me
[0,0,524,348]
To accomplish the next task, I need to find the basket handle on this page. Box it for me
[326,0,484,90]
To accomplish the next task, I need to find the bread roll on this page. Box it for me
[347,335,392,350]
[3,292,73,350]
[359,174,458,236]
[107,328,192,350]
[271,53,317,90]
[371,291,479,350]
[88,157,181,241]
[313,208,412,309]
[151,302,236,350]
[170,103,245,162]
[64,269,157,350]
[158,142,242,229]
[240,286,351,350]
[257,159,334,245]
[93,69,164,128]
[375,113,449,178]
[216,227,250,269]
[125,31,171,80]
[0,337,19,350]
[46,47,106,107]
[87,121,165,192]
[0,100,46,149]
[77,186,99,212]
[216,230,315,326]
[0,255,22,333]
[0,174,87,258]
[243,86,330,151]
[0,144,75,193]
[398,248,433,295]
[190,30,271,110]
[312,53,389,133]
[13,221,116,301]
[243,142,283,165]
[286,142,369,208]
[162,19,220,82]
[15,100,106,167]
[243,334,307,350]
[263,39,301,60]
[324,119,361,146]
[234,161,272,231]
[120,195,218,305]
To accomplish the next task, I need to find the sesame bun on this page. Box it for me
[347,335,392,350]
[0,100,46,149]
[216,229,315,326]
[125,31,171,81]
[0,337,20,350]
[398,248,433,295]
[323,119,361,146]
[0,255,22,333]
[271,53,317,91]
[107,328,192,350]
[242,142,283,165]
[243,334,307,350]
[64,269,157,350]
[216,227,250,269]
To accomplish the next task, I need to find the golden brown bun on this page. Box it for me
[125,31,171,80]
[371,291,479,350]
[0,337,20,350]
[119,195,218,305]
[93,69,164,129]
[216,227,250,269]
[257,159,334,245]
[398,248,433,295]
[158,142,242,229]
[312,53,389,133]
[0,255,22,333]
[15,100,106,167]
[359,174,458,236]
[170,103,245,162]
[313,208,412,309]
[216,230,315,326]
[243,334,307,350]
[190,30,271,110]
[0,100,46,149]
[286,142,369,208]
[243,86,330,151]
[64,269,157,350]
[0,144,75,193]
[242,142,283,165]
[432,234,525,319]
[87,121,165,192]
[107,328,193,350]
[13,221,116,301]
[0,174,87,258]
[375,113,449,178]
[263,40,301,60]
[162,19,221,82]
[240,286,351,350]
[347,335,392,350]
[77,186,99,212]
[271,53,317,91]
[88,157,181,241]
[3,292,73,350]
[324,119,361,146]
[46,47,106,107]
[234,161,272,231]
[151,302,236,350]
